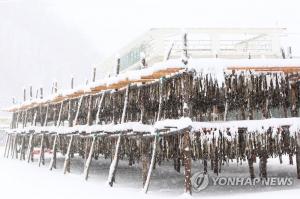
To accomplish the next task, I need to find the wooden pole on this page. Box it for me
[83,135,96,180]
[86,95,93,126]
[108,85,130,187]
[40,87,43,99]
[49,134,58,170]
[73,96,83,126]
[63,135,74,174]
[26,133,34,163]
[19,134,25,160]
[143,77,166,192]
[12,134,18,159]
[38,133,45,167]
[115,58,120,76]
[71,77,74,89]
[23,88,26,102]
[92,67,96,82]
[156,78,164,121]
[142,138,150,186]
[182,32,188,65]
[183,130,192,195]
[30,86,33,100]
[57,101,64,126]
[143,132,158,193]
[6,134,12,158]
[43,104,49,127]
[95,93,105,124]
[3,133,10,158]
[296,132,300,179]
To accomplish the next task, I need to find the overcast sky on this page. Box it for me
[1,0,300,117]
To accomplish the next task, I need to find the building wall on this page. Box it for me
[98,28,286,74]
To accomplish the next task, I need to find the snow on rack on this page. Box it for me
[5,58,300,112]
[7,117,300,137]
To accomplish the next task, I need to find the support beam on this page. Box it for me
[86,95,93,126]
[83,135,96,180]
[107,85,130,187]
[6,134,12,158]
[96,93,105,124]
[57,101,64,126]
[183,130,192,195]
[3,133,10,158]
[142,138,150,186]
[26,133,34,163]
[43,105,49,127]
[38,133,45,167]
[19,134,26,160]
[73,96,83,126]
[63,135,74,174]
[156,78,164,121]
[143,132,158,193]
[296,132,300,179]
[49,134,58,170]
[108,134,122,186]
[67,100,73,127]
[12,134,18,159]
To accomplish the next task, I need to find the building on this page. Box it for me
[98,27,287,75]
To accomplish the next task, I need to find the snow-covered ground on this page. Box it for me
[0,146,299,199]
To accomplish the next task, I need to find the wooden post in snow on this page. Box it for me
[19,134,26,160]
[156,78,164,121]
[40,87,43,99]
[92,67,96,82]
[30,86,33,100]
[143,78,165,193]
[86,95,93,126]
[73,96,84,126]
[6,134,12,158]
[245,128,255,179]
[57,101,64,127]
[43,105,49,127]
[3,134,10,158]
[224,81,229,121]
[108,85,129,187]
[63,135,74,174]
[142,138,150,186]
[67,100,72,127]
[12,134,18,159]
[296,132,300,179]
[182,32,188,65]
[183,130,192,195]
[96,93,105,124]
[23,88,26,102]
[115,57,120,76]
[182,72,192,194]
[291,82,298,117]
[26,133,34,163]
[38,133,45,167]
[143,131,159,193]
[83,135,96,180]
[259,131,268,179]
[49,134,58,170]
